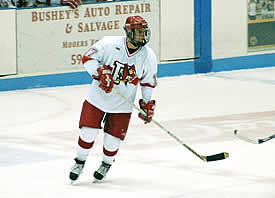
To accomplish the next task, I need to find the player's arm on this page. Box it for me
[28,0,82,8]
[82,38,108,77]
[82,48,101,77]
[82,39,114,94]
[60,0,82,9]
[138,51,158,124]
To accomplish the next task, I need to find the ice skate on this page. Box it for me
[93,161,111,182]
[69,158,85,183]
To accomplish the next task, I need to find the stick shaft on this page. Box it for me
[151,118,206,161]
[113,88,208,162]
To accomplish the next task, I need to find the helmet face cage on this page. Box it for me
[126,27,151,47]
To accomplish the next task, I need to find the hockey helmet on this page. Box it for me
[124,15,151,47]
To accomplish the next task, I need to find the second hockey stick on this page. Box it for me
[113,88,229,162]
[234,130,275,144]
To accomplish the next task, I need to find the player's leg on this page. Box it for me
[70,100,105,182]
[93,113,131,181]
[70,127,99,181]
[93,132,121,180]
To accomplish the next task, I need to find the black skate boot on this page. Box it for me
[69,158,85,182]
[93,161,112,181]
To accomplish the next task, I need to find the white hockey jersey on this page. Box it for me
[82,36,157,113]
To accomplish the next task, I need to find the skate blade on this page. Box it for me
[93,178,104,183]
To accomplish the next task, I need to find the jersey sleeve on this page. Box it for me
[140,48,158,102]
[140,48,158,88]
[82,38,105,77]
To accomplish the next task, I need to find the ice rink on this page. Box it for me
[1,67,275,198]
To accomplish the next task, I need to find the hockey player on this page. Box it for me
[69,15,157,182]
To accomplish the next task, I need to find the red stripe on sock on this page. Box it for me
[103,147,118,156]
[78,137,94,149]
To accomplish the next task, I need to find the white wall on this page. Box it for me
[212,0,248,59]
[160,0,194,61]
[0,9,16,76]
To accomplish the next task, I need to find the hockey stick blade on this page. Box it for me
[234,130,275,144]
[203,152,229,162]
[258,134,275,143]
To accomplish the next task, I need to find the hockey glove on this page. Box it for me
[92,65,114,94]
[61,0,82,9]
[138,99,156,124]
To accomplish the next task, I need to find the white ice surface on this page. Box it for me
[1,67,275,198]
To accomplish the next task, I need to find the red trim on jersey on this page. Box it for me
[140,83,156,88]
[103,147,118,157]
[78,137,94,149]
[82,56,93,64]
[82,47,98,64]
[140,75,157,88]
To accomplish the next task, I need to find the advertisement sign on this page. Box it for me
[16,0,159,74]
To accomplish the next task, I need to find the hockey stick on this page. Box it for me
[234,130,275,144]
[112,88,229,162]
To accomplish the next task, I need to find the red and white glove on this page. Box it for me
[92,65,114,94]
[138,99,156,124]
[61,0,82,9]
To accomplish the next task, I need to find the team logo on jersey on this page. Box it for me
[112,61,139,85]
